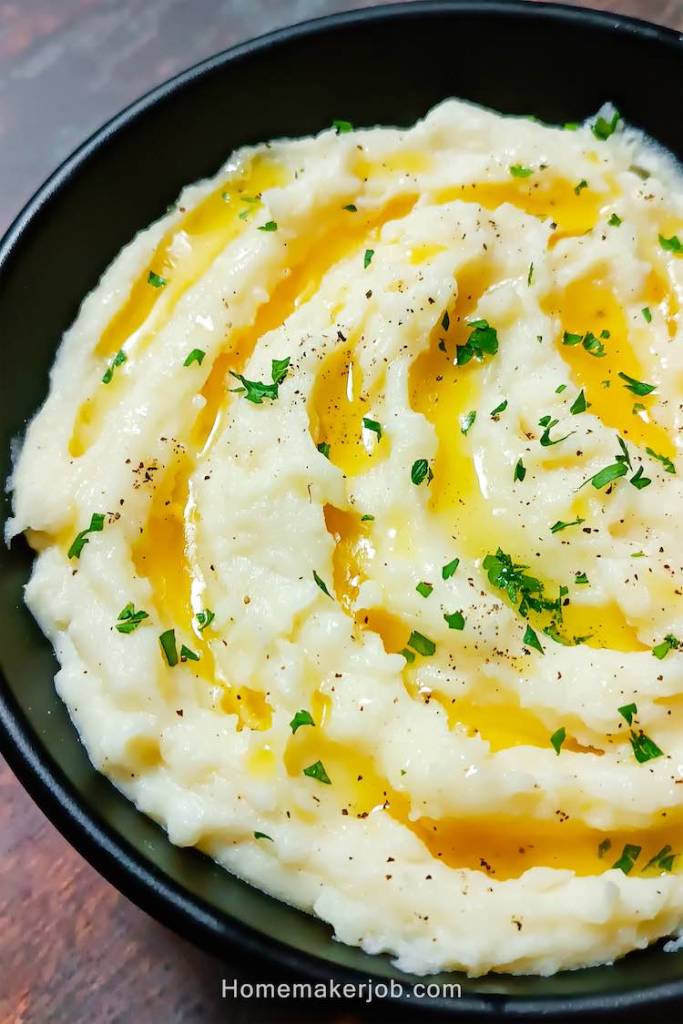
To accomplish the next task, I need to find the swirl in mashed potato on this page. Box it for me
[9,99,683,976]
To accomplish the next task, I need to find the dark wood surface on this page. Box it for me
[1,2,682,1022]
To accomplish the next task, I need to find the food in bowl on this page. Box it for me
[7,99,683,976]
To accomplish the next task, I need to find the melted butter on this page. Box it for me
[287,722,678,879]
[427,692,554,750]
[410,242,445,265]
[409,260,494,556]
[434,176,606,240]
[310,344,387,477]
[560,599,647,652]
[131,454,271,728]
[643,266,680,340]
[96,155,285,360]
[543,275,673,456]
[413,814,682,878]
[355,150,432,180]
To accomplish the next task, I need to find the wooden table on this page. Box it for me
[1,2,681,1021]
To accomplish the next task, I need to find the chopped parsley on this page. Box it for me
[456,319,498,366]
[550,726,566,754]
[629,730,664,763]
[102,349,127,384]
[400,647,415,664]
[317,441,331,459]
[290,709,315,733]
[303,760,331,784]
[360,513,374,522]
[652,634,682,660]
[556,384,567,394]
[180,644,199,662]
[646,447,676,474]
[411,458,433,486]
[644,845,676,873]
[551,517,585,534]
[523,623,543,654]
[612,844,641,875]
[442,557,459,580]
[509,164,533,178]
[416,581,433,598]
[68,512,105,559]
[642,307,652,323]
[444,610,465,630]
[230,357,290,403]
[562,330,606,357]
[147,270,168,288]
[363,248,374,269]
[598,838,612,858]
[617,371,655,397]
[618,703,638,725]
[460,410,477,435]
[115,603,149,634]
[254,831,273,841]
[574,571,589,585]
[196,609,215,632]
[570,389,588,414]
[527,262,534,286]
[484,548,567,625]
[490,399,508,419]
[592,109,620,140]
[159,629,178,667]
[659,234,682,254]
[332,119,353,134]
[629,465,651,489]
[574,179,589,196]
[184,348,205,367]
[513,458,526,482]
[442,311,450,331]
[362,416,382,440]
[587,436,633,490]
[343,203,357,212]
[608,213,622,227]
[407,630,436,657]
[539,414,574,447]
[258,220,278,232]
[313,570,332,598]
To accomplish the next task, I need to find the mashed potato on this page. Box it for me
[8,99,683,976]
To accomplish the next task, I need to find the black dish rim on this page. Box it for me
[1,2,682,1017]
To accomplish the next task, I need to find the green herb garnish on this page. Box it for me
[551,517,585,534]
[490,399,508,419]
[317,441,331,459]
[196,609,215,632]
[617,371,655,396]
[258,220,278,232]
[539,414,574,447]
[608,213,622,227]
[303,760,331,783]
[574,179,588,195]
[646,447,676,474]
[416,581,433,598]
[509,164,533,178]
[642,307,652,323]
[652,634,682,660]
[362,417,382,440]
[180,644,199,662]
[523,624,544,654]
[592,109,620,140]
[68,512,105,559]
[159,629,178,667]
[456,319,498,366]
[407,630,436,657]
[230,357,290,403]
[570,389,588,414]
[332,119,353,134]
[363,248,374,269]
[411,459,433,486]
[550,726,566,754]
[290,709,315,734]
[254,831,273,841]
[147,270,168,288]
[513,458,526,482]
[116,603,149,634]
[444,611,465,631]
[102,349,127,384]
[612,844,641,875]
[184,348,205,367]
[313,570,332,598]
[460,410,477,435]
[442,558,459,580]
[659,234,682,254]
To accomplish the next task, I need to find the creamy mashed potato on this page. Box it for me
[8,100,683,977]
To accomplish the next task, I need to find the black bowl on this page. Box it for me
[1,2,682,1018]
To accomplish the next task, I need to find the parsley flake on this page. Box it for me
[444,610,465,631]
[196,609,215,632]
[258,220,278,232]
[644,845,676,873]
[629,731,664,763]
[659,234,682,254]
[102,349,127,384]
[612,844,641,874]
[411,459,433,486]
[646,447,676,474]
[303,760,331,784]
[115,603,149,634]
[317,441,331,459]
[551,517,585,534]
[652,634,682,660]
[290,709,315,733]
[343,203,357,212]
[408,630,436,657]
[68,512,105,559]
[570,389,588,414]
[574,179,589,196]
[332,119,353,134]
[416,581,433,598]
[460,410,477,435]
[147,270,168,288]
[550,726,566,754]
[523,624,544,654]
[539,414,574,447]
[592,109,620,140]
[180,644,199,662]
[642,307,652,323]
[490,399,508,419]
[509,164,533,178]
[159,629,178,667]
[618,371,655,397]
[442,557,459,580]
[184,348,205,367]
[362,417,382,440]
[313,570,332,598]
[254,831,273,841]
[363,248,374,269]
[230,357,290,404]
[456,319,498,366]
[608,213,622,227]
[514,458,526,483]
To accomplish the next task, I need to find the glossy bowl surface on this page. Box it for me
[1,2,682,1017]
